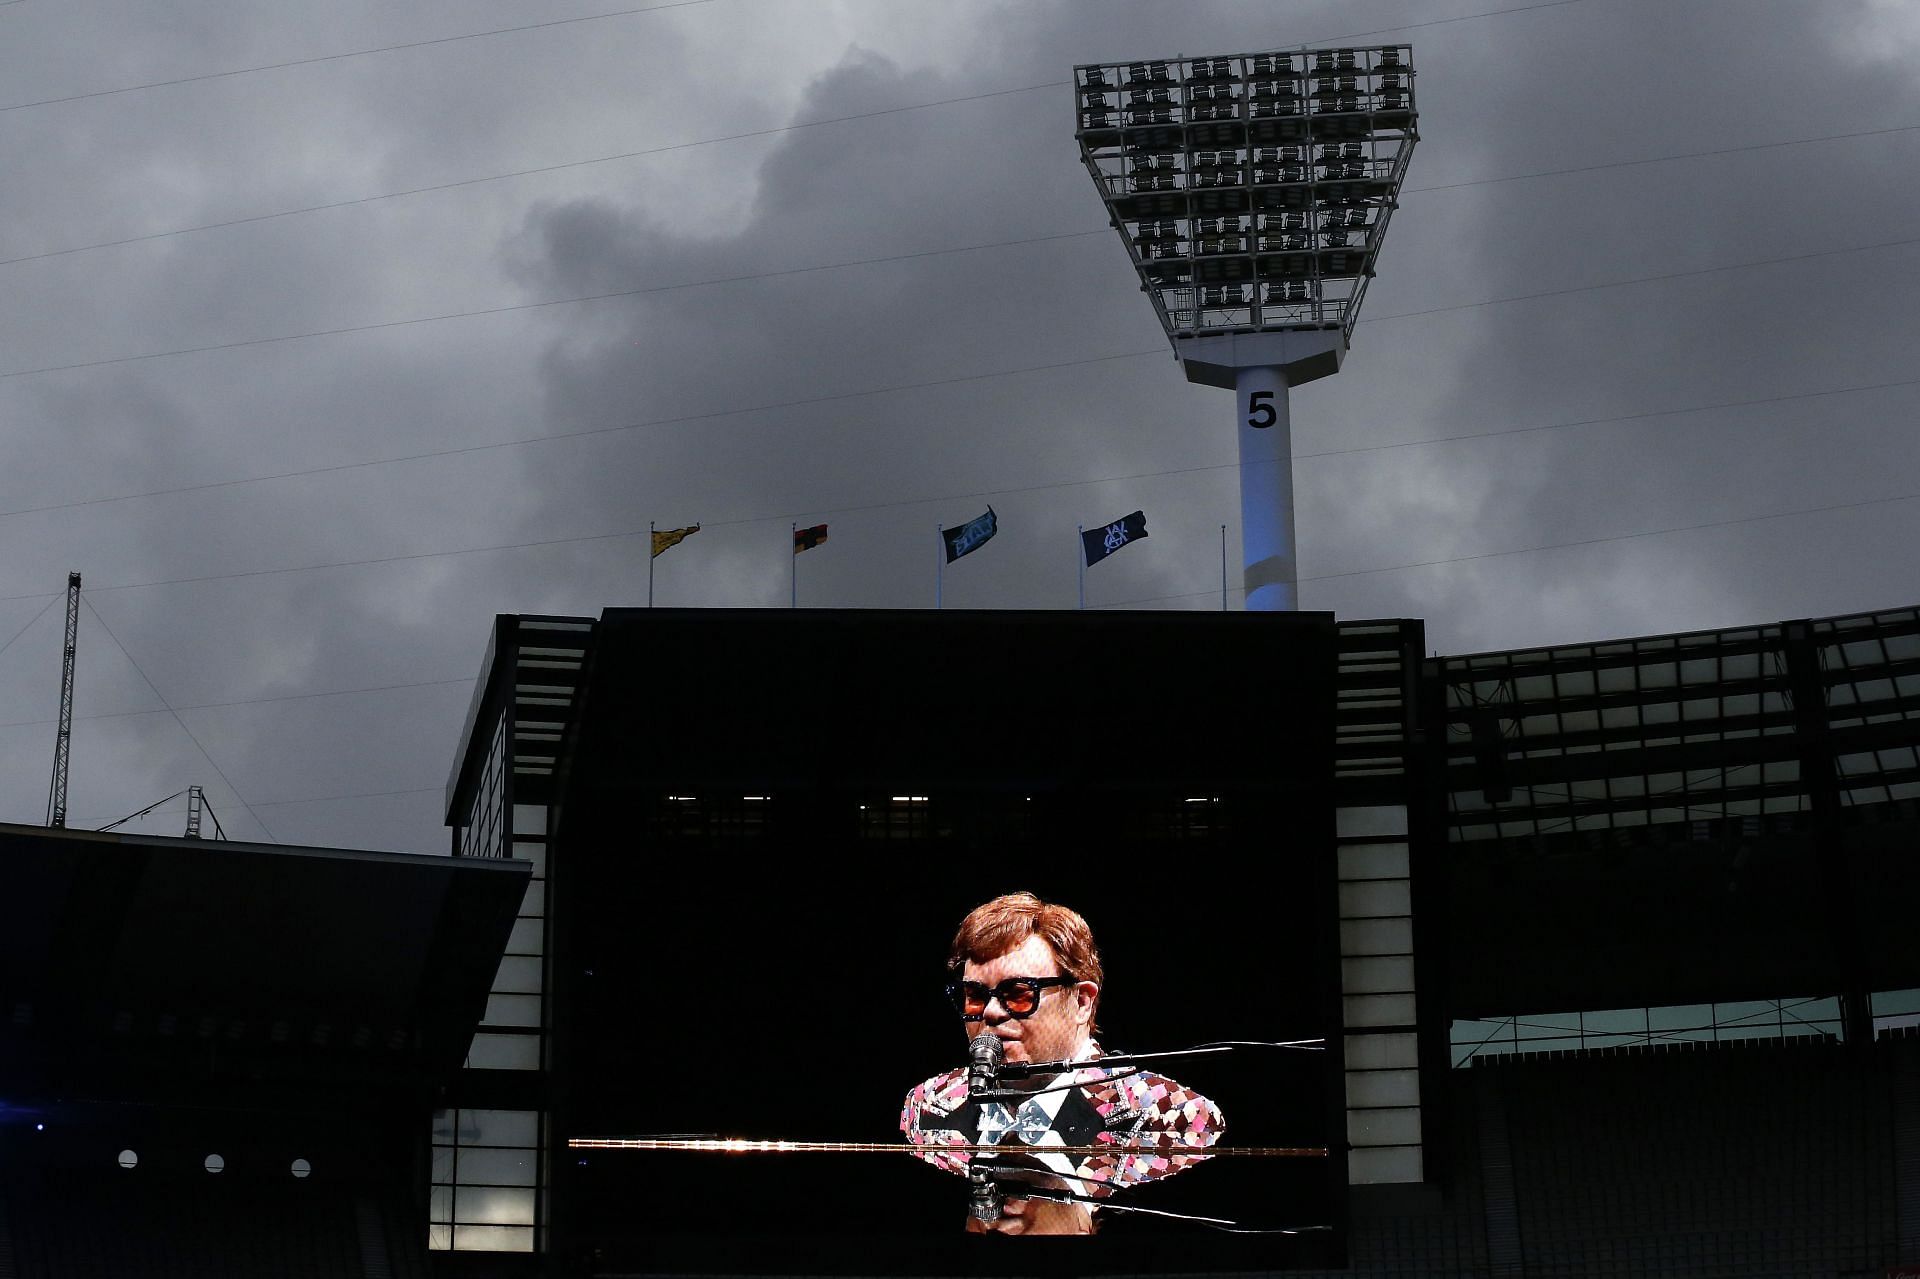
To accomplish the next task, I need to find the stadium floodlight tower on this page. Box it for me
[1075,45,1418,609]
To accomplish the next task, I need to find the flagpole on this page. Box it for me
[1221,524,1228,612]
[1077,525,1085,611]
[649,521,656,608]
[936,524,943,610]
[790,523,797,609]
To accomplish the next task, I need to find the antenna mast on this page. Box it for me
[46,571,81,829]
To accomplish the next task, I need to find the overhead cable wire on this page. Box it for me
[9,223,1919,384]
[0,0,1592,122]
[249,785,445,808]
[1297,488,1920,584]
[0,676,473,731]
[1092,481,1920,607]
[1304,0,1603,43]
[78,594,279,843]
[0,376,1915,614]
[0,81,1067,270]
[0,0,1849,277]
[4,357,1919,526]
[0,230,1112,379]
[1294,374,1920,460]
[96,788,189,832]
[0,346,1168,520]
[0,594,60,658]
[0,474,1903,611]
[1403,122,1920,195]
[0,1,720,115]
[1359,233,1920,324]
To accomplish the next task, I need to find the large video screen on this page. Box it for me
[561,817,1343,1274]
[551,609,1346,1274]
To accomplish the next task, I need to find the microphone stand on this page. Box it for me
[995,1039,1323,1081]
[970,1038,1324,1101]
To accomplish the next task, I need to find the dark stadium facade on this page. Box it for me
[435,601,1920,1276]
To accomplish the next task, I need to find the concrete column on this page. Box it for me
[1236,364,1297,610]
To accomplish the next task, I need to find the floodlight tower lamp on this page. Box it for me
[1075,45,1419,610]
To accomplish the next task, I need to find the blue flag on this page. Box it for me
[1082,510,1148,567]
[942,507,998,563]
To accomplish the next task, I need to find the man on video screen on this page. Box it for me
[900,892,1223,1235]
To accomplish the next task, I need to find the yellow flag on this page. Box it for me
[651,524,699,558]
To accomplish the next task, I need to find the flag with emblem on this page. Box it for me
[1081,510,1148,567]
[793,523,829,554]
[941,507,997,563]
[651,524,699,558]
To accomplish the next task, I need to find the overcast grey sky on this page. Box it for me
[0,0,1915,852]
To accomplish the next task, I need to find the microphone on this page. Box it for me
[967,1031,1004,1097]
[967,1163,1004,1223]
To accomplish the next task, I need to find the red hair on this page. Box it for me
[948,892,1103,1022]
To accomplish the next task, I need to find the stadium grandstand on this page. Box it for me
[1,602,1913,1276]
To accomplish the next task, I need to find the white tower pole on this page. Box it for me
[1235,365,1297,611]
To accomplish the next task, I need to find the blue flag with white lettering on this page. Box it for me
[1082,511,1148,567]
[942,507,998,563]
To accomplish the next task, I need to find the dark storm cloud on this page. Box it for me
[0,0,1915,849]
[1294,0,1920,649]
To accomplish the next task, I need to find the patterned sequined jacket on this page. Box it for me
[898,1041,1223,1195]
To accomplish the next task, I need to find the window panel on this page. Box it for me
[1555,670,1596,697]
[453,1225,534,1252]
[1580,1007,1648,1035]
[1345,1033,1417,1070]
[456,1147,538,1187]
[456,1186,537,1226]
[462,1109,539,1148]
[1516,1013,1581,1039]
[1596,665,1636,693]
[493,956,543,995]
[483,994,541,1028]
[1639,662,1677,688]
[1338,880,1410,919]
[1344,993,1416,1026]
[1346,1069,1421,1108]
[1712,1000,1781,1028]
[506,919,545,957]
[1347,1107,1421,1146]
[1342,956,1414,994]
[1340,917,1412,955]
[1349,1145,1425,1185]
[468,1033,541,1071]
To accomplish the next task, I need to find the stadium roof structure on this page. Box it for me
[0,822,529,1098]
[1429,603,1920,1025]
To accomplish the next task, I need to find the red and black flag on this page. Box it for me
[1082,510,1148,567]
[793,523,829,554]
